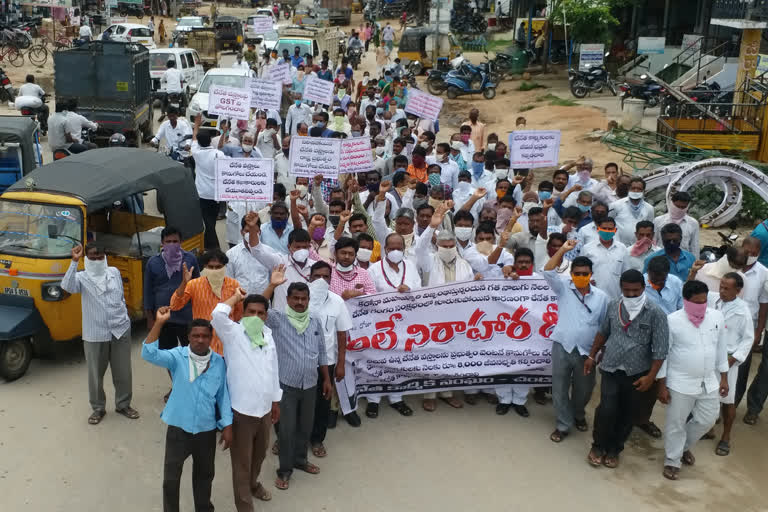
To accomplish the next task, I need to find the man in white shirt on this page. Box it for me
[191,116,228,249]
[79,22,93,40]
[47,102,71,153]
[151,107,193,160]
[305,261,353,456]
[18,74,49,132]
[653,191,700,256]
[232,53,251,71]
[211,288,281,508]
[706,273,752,456]
[285,93,312,136]
[159,60,184,121]
[274,137,292,190]
[226,216,270,295]
[65,99,99,150]
[580,217,628,300]
[625,220,660,271]
[428,142,460,190]
[256,118,280,159]
[609,177,654,246]
[658,279,729,480]
[470,153,496,199]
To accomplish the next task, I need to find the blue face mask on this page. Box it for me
[314,121,325,128]
[295,100,301,106]
[376,107,384,115]
[428,173,441,187]
[471,161,484,177]
[271,219,288,230]
[598,230,615,242]
[578,204,591,213]
[395,167,406,174]
[539,191,552,201]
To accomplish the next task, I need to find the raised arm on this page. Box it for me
[371,181,393,244]
[61,244,83,294]
[170,263,195,311]
[460,187,487,213]
[261,264,287,300]
[289,189,305,228]
[210,286,247,341]
[141,307,177,370]
[544,238,578,271]
[311,174,329,217]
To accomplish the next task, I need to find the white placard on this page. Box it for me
[302,75,335,106]
[250,16,273,33]
[215,158,274,202]
[578,43,604,71]
[71,15,80,26]
[289,136,341,178]
[268,62,292,85]
[208,85,252,121]
[249,77,282,111]
[508,130,561,169]
[404,88,443,121]
[339,137,374,175]
[109,16,127,24]
[638,36,665,55]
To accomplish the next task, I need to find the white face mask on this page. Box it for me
[375,146,385,155]
[336,262,354,272]
[622,293,646,320]
[487,142,497,151]
[522,201,539,214]
[455,226,473,241]
[628,191,644,200]
[242,143,254,152]
[84,256,107,277]
[292,248,309,263]
[357,248,373,262]
[296,184,308,197]
[420,141,430,149]
[309,278,329,305]
[495,169,508,180]
[748,255,759,266]
[437,246,457,263]
[386,249,404,264]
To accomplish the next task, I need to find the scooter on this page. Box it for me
[444,69,496,100]
[348,47,363,70]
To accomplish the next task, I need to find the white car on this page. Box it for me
[99,23,156,49]
[172,16,205,43]
[149,48,206,100]
[254,8,276,22]
[187,68,252,129]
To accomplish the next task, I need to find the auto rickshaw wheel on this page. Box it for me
[0,337,32,381]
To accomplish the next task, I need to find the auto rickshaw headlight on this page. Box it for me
[42,282,68,301]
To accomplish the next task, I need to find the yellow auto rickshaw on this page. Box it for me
[397,26,462,74]
[0,148,204,380]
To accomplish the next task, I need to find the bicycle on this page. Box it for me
[27,43,47,66]
[0,45,23,67]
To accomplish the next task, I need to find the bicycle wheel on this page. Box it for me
[28,45,48,66]
[6,47,23,67]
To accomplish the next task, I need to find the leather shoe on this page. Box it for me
[496,403,511,415]
[344,411,362,427]
[513,404,530,417]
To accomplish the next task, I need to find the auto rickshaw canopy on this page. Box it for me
[0,116,38,176]
[6,148,203,240]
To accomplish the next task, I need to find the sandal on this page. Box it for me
[662,465,679,480]
[637,421,662,439]
[550,429,569,443]
[311,443,327,458]
[390,401,413,416]
[422,399,436,412]
[701,429,716,440]
[440,396,464,409]
[115,406,140,420]
[587,448,604,467]
[744,413,759,425]
[253,483,272,501]
[574,418,588,432]
[681,450,695,466]
[88,409,106,425]
[603,455,619,469]
[274,477,289,490]
[294,462,320,475]
[271,440,279,455]
[715,440,730,456]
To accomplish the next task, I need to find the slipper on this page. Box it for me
[715,440,730,456]
[253,483,272,501]
[550,429,569,443]
[115,407,140,420]
[440,396,463,409]
[662,465,679,480]
[271,440,279,455]
[422,399,436,412]
[587,448,604,467]
[274,477,289,490]
[574,419,588,432]
[294,462,320,475]
[603,455,619,469]
[637,421,662,439]
[311,443,327,458]
[390,401,413,416]
[681,450,695,466]
[88,409,106,425]
[744,413,759,425]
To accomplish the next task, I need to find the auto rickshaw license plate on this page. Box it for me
[4,287,29,296]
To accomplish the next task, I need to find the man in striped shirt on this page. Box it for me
[62,244,139,425]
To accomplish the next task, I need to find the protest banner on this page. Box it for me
[578,44,604,71]
[638,36,665,55]
[214,158,274,202]
[508,130,561,169]
[250,16,272,33]
[336,279,556,414]
[302,75,335,105]
[404,88,443,121]
[289,136,341,177]
[339,137,374,175]
[208,85,252,121]
[268,62,292,85]
[249,77,282,111]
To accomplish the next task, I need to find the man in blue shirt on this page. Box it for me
[259,202,293,254]
[142,307,233,512]
[643,223,696,282]
[750,219,768,267]
[290,46,304,68]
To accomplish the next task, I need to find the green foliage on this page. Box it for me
[688,183,724,221]
[536,93,577,106]
[549,0,627,44]
[740,188,768,223]
[518,81,547,91]
[519,104,536,112]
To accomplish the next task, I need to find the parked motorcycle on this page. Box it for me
[0,67,15,103]
[348,47,362,71]
[619,75,664,109]
[700,227,739,263]
[568,53,616,98]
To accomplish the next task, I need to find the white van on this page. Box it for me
[149,48,205,101]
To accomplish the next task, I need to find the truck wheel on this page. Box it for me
[0,338,32,381]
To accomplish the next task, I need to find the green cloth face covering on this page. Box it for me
[285,306,310,334]
[241,316,266,348]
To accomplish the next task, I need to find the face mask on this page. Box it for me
[271,218,288,230]
[357,247,372,262]
[84,257,108,291]
[367,182,380,193]
[437,246,457,263]
[336,261,355,272]
[663,239,681,252]
[242,143,254,153]
[375,146,385,155]
[295,99,302,107]
[471,161,484,176]
[314,121,326,129]
[420,141,430,149]
[428,173,441,187]
[622,293,646,320]
[577,170,591,183]
[296,184,308,197]
[241,316,266,348]
[292,248,309,263]
[598,229,616,242]
[628,191,644,200]
[476,240,494,256]
[428,197,442,209]
[668,203,689,223]
[683,299,707,327]
[496,189,507,200]
[538,191,552,201]
[395,167,406,174]
[748,255,759,266]
[522,201,539,215]
[571,273,591,288]
[578,204,591,213]
[351,130,362,137]
[283,148,290,157]
[201,267,226,298]
[329,215,340,228]
[495,169,508,180]
[487,142,497,151]
[517,266,533,276]
[309,277,330,305]
[312,227,325,241]
[455,226,473,241]
[387,249,404,264]
[376,107,384,115]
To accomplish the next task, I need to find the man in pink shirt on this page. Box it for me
[461,108,486,152]
[329,236,377,298]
